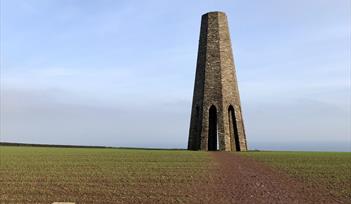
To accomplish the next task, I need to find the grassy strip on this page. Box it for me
[0,142,185,150]
[0,146,210,203]
[241,151,351,200]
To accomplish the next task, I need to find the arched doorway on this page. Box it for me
[208,105,218,151]
[228,105,241,151]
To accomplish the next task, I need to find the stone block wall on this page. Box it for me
[188,12,248,151]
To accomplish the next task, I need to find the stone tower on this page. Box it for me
[188,11,248,151]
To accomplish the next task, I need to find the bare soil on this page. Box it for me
[201,152,349,204]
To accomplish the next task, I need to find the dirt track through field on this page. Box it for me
[204,152,347,204]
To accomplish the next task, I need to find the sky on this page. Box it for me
[1,0,350,151]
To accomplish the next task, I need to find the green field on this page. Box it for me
[1,146,350,203]
[0,146,211,203]
[241,151,351,200]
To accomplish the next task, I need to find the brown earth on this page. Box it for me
[123,152,349,204]
[198,152,349,204]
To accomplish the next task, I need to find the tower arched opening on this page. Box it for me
[228,105,241,151]
[208,105,218,151]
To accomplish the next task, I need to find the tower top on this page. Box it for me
[202,11,226,17]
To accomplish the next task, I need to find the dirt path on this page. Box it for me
[204,152,347,204]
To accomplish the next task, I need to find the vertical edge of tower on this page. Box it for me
[217,12,248,151]
[200,12,222,151]
[217,12,232,151]
[188,14,208,150]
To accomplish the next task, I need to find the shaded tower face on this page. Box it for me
[188,12,248,151]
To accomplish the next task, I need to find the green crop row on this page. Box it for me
[0,146,211,203]
[241,151,351,201]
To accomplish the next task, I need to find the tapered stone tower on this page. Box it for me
[188,11,248,151]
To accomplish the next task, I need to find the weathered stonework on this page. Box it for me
[188,11,248,151]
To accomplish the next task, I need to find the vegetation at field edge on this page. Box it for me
[0,146,211,203]
[241,151,351,201]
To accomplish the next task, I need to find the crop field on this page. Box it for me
[0,146,212,203]
[1,146,350,203]
[241,151,351,201]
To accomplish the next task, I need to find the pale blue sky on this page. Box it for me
[1,0,350,151]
